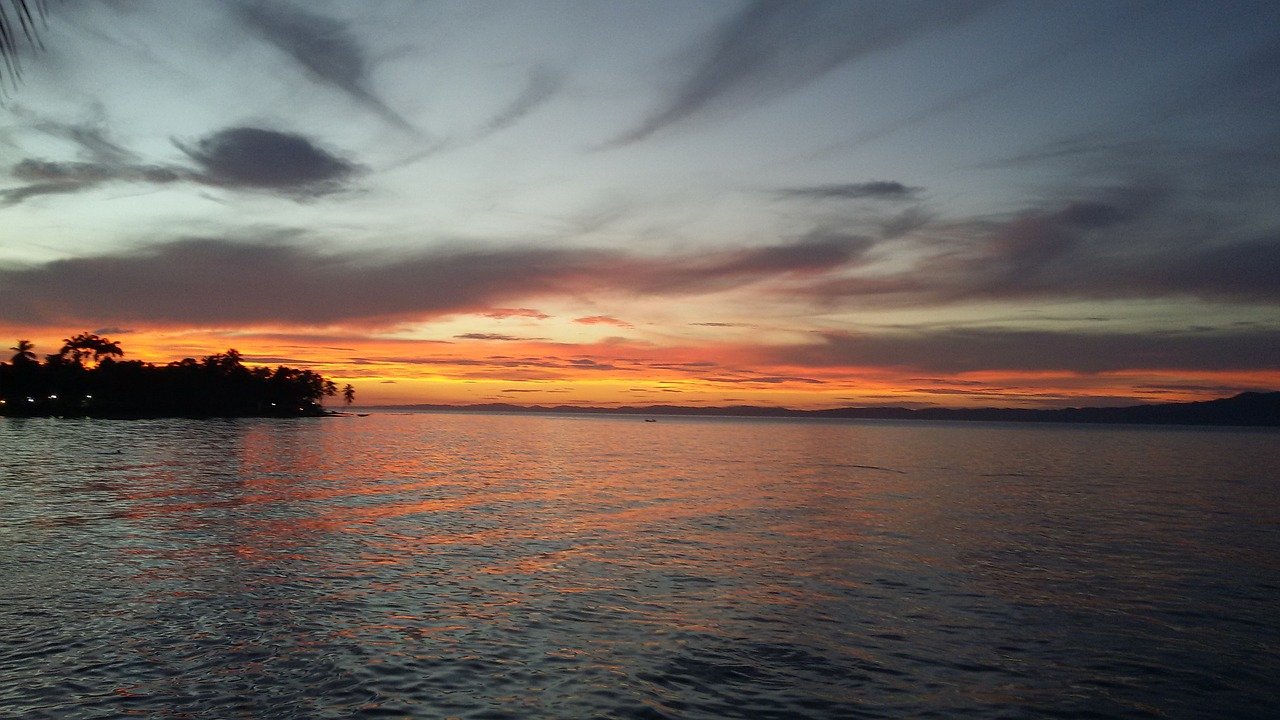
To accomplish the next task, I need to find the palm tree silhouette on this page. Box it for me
[0,1,48,88]
[59,332,123,367]
[10,338,36,363]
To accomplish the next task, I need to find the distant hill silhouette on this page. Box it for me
[373,392,1280,427]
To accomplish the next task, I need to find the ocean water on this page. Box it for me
[1,413,1278,719]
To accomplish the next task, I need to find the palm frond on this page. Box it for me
[0,0,48,89]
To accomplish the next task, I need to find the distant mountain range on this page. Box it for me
[368,391,1280,427]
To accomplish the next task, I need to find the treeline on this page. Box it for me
[0,333,352,418]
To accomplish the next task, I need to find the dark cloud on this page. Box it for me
[804,180,1280,305]
[176,127,357,194]
[574,316,632,327]
[12,159,178,184]
[483,308,551,320]
[455,333,529,342]
[1053,201,1136,229]
[0,158,185,206]
[4,127,354,205]
[704,375,823,385]
[1,113,183,206]
[611,0,994,145]
[722,232,871,274]
[0,238,607,327]
[232,1,418,135]
[1,180,95,206]
[0,233,872,327]
[2,159,184,206]
[778,181,920,201]
[778,329,1280,374]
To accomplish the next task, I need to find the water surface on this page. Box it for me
[2,414,1278,718]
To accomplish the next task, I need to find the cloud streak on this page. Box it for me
[778,181,920,201]
[611,0,994,145]
[777,328,1280,374]
[806,181,1280,305]
[231,0,419,135]
[0,233,869,327]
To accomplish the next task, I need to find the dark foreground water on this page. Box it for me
[2,413,1278,719]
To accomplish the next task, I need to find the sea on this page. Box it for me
[1,412,1277,719]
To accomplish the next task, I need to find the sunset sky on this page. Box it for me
[2,0,1278,409]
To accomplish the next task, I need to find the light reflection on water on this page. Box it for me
[2,414,1278,719]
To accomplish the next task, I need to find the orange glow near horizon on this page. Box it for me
[5,324,1276,410]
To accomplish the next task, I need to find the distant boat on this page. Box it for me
[644,418,656,422]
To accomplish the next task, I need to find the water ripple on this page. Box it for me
[2,415,1278,718]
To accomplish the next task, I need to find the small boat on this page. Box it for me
[644,418,656,422]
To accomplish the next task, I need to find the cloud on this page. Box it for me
[721,232,871,273]
[776,329,1280,374]
[483,308,551,320]
[574,316,632,328]
[778,181,920,201]
[454,333,531,342]
[175,127,357,194]
[632,232,874,294]
[0,112,185,206]
[0,238,608,327]
[3,126,356,205]
[475,65,563,138]
[231,1,418,135]
[2,159,183,206]
[805,180,1280,305]
[610,0,994,145]
[18,109,134,164]
[0,232,874,328]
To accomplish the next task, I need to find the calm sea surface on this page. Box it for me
[2,413,1278,719]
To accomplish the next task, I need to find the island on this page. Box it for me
[0,334,346,418]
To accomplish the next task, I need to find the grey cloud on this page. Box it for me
[780,329,1280,374]
[1,181,96,206]
[611,0,994,145]
[21,110,134,164]
[1161,236,1280,302]
[1051,201,1136,229]
[2,158,184,206]
[0,233,873,327]
[0,238,609,326]
[232,1,418,135]
[1,112,183,206]
[4,127,354,205]
[455,333,531,342]
[476,66,563,138]
[716,232,871,274]
[13,159,179,184]
[806,180,1280,305]
[636,232,873,293]
[176,127,357,194]
[779,181,920,201]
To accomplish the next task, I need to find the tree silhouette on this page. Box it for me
[59,332,123,367]
[343,384,355,406]
[9,338,36,365]
[2,334,341,417]
[0,0,48,88]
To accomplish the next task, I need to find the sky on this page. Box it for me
[1,0,1278,409]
